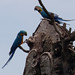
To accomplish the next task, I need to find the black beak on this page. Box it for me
[25,33,27,36]
[34,7,37,11]
[24,32,27,36]
[34,8,41,12]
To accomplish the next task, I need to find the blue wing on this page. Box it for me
[40,8,75,24]
[9,35,22,55]
[2,35,22,68]
[40,9,59,19]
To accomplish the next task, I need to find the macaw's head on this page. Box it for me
[18,30,27,36]
[34,6,42,13]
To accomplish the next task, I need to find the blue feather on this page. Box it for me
[2,51,15,68]
[2,30,27,68]
[35,6,75,24]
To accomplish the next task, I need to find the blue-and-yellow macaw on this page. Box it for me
[2,30,27,68]
[34,6,74,24]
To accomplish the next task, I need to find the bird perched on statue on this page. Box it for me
[2,30,27,68]
[34,6,74,24]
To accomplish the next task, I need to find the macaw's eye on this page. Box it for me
[20,33,23,36]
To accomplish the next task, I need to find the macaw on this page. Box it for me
[34,6,74,24]
[2,30,27,68]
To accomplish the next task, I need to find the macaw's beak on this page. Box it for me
[34,6,40,11]
[25,33,27,36]
[34,6,42,13]
[34,7,37,11]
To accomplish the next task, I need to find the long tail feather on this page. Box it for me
[2,51,15,69]
[59,18,75,21]
[62,19,75,21]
